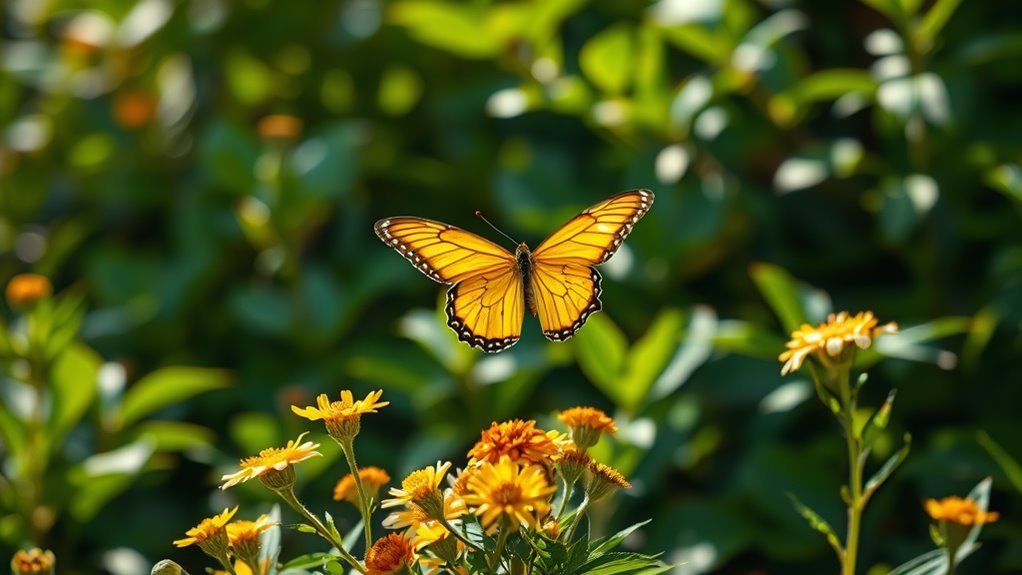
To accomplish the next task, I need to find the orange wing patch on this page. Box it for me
[374,217,515,284]
[532,189,653,264]
[529,261,602,341]
[446,267,525,352]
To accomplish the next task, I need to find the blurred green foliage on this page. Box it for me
[2,0,1022,573]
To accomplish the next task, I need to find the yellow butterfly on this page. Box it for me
[375,189,653,352]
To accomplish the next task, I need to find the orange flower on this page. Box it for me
[557,407,617,449]
[258,114,303,140]
[925,496,999,526]
[5,274,52,307]
[584,460,631,501]
[11,549,55,574]
[779,311,898,375]
[365,533,414,575]
[467,419,564,466]
[114,91,158,128]
[334,466,391,503]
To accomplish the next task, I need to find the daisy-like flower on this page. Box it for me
[227,514,276,568]
[173,506,238,558]
[10,548,55,575]
[557,407,617,450]
[412,521,462,567]
[467,419,565,466]
[5,274,52,307]
[925,496,999,526]
[291,389,388,441]
[383,489,466,535]
[584,460,631,501]
[365,533,415,575]
[381,461,453,521]
[334,466,391,503]
[462,456,557,533]
[779,311,898,375]
[220,433,321,490]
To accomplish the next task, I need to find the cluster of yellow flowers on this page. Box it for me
[174,390,630,575]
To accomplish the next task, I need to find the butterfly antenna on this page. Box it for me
[475,210,519,246]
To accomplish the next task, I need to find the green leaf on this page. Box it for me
[864,433,911,497]
[769,69,877,125]
[580,24,635,95]
[861,316,970,369]
[131,421,216,452]
[861,389,896,448]
[710,319,788,360]
[659,24,730,65]
[954,477,993,564]
[786,493,842,556]
[280,553,338,571]
[917,0,963,47]
[887,549,947,575]
[574,313,628,403]
[749,262,814,333]
[388,1,521,59]
[589,520,652,556]
[48,342,102,445]
[119,367,232,428]
[977,431,1022,495]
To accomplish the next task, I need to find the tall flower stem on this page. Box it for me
[836,368,864,575]
[555,477,575,520]
[338,437,373,552]
[489,518,511,573]
[274,486,366,574]
[565,494,591,542]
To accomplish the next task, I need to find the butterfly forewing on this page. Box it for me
[446,267,525,352]
[374,217,516,284]
[532,189,653,264]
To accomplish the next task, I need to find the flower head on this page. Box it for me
[584,460,631,501]
[462,456,556,533]
[383,488,465,535]
[468,420,564,466]
[382,461,453,521]
[227,514,275,568]
[173,506,238,558]
[554,447,592,486]
[291,389,388,440]
[258,114,303,141]
[779,311,898,375]
[925,496,999,526]
[11,548,55,575]
[365,533,415,575]
[335,466,391,503]
[557,407,617,449]
[221,433,321,490]
[5,274,52,307]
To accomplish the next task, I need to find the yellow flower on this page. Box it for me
[5,274,52,307]
[584,460,631,501]
[334,466,391,503]
[381,462,453,521]
[383,489,465,535]
[10,548,55,575]
[557,407,617,450]
[173,506,238,558]
[365,533,415,575]
[462,456,556,533]
[925,496,999,526]
[779,311,898,375]
[227,514,275,567]
[220,433,321,490]
[291,389,388,440]
[467,419,564,466]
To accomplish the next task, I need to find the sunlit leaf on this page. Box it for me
[786,493,842,556]
[48,342,102,445]
[119,367,232,427]
[580,24,635,95]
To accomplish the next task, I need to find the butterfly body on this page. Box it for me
[376,189,653,352]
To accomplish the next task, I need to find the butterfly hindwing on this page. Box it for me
[529,260,602,341]
[446,266,525,352]
[532,189,653,264]
[374,217,516,285]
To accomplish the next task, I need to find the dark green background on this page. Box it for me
[2,0,1021,573]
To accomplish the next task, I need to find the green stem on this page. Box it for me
[565,495,590,542]
[837,367,864,575]
[439,517,486,554]
[489,518,511,573]
[555,477,575,520]
[338,437,373,552]
[214,552,238,575]
[275,486,366,573]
